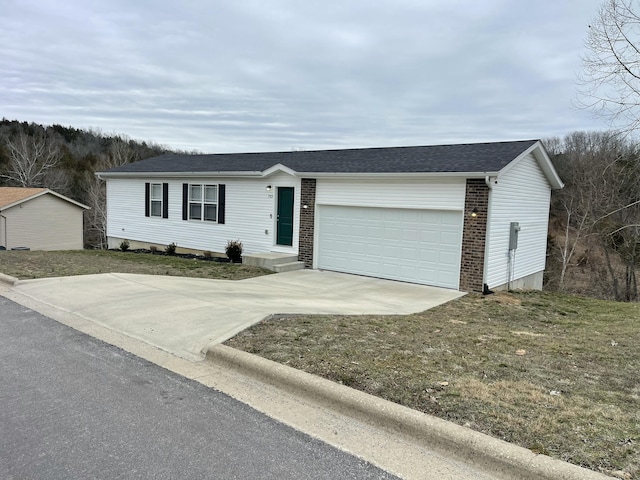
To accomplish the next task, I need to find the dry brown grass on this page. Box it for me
[0,250,271,280]
[227,291,640,479]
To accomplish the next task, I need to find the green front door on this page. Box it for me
[276,187,294,246]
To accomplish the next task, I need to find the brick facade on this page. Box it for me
[459,178,489,293]
[298,178,316,268]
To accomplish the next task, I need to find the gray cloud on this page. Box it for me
[1,0,608,152]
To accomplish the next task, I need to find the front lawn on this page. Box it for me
[0,250,272,281]
[226,291,640,479]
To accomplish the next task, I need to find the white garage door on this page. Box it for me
[317,206,462,289]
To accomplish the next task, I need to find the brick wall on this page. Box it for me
[298,178,316,268]
[459,178,489,293]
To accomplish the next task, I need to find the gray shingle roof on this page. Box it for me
[103,140,539,175]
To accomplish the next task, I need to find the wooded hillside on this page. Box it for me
[0,119,175,248]
[545,131,639,302]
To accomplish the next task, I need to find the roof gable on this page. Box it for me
[0,188,47,209]
[0,188,89,211]
[498,141,563,190]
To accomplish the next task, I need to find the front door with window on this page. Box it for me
[276,187,294,246]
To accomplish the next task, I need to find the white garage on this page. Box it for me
[317,205,463,289]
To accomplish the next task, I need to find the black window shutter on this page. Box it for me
[182,183,188,220]
[218,184,226,224]
[162,183,169,218]
[144,182,150,217]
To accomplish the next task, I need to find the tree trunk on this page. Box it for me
[601,241,621,301]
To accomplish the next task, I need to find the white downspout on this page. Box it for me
[482,176,496,292]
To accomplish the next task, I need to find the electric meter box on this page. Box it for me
[509,222,521,251]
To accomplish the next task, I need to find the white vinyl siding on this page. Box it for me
[485,153,552,289]
[106,174,300,254]
[315,178,466,210]
[1,194,84,250]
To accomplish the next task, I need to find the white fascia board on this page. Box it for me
[498,141,564,190]
[0,192,45,211]
[294,171,499,179]
[97,171,264,179]
[46,189,91,210]
[261,163,297,177]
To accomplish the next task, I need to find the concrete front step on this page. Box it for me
[273,261,305,273]
[243,252,301,272]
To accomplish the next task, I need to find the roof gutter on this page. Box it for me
[97,170,503,180]
[96,171,265,179]
[485,175,497,189]
[292,171,501,179]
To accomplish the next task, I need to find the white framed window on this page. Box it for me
[150,183,163,217]
[189,184,217,222]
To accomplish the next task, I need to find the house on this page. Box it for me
[0,187,89,251]
[98,140,563,293]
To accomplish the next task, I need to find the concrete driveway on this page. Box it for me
[4,270,464,361]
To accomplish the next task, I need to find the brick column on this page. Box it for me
[298,179,316,268]
[459,179,489,293]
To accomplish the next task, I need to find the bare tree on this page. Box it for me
[579,0,640,132]
[0,130,64,188]
[82,137,139,248]
[592,161,640,300]
[548,131,640,300]
[108,135,140,166]
[548,132,616,288]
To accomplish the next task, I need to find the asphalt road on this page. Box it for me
[0,296,397,480]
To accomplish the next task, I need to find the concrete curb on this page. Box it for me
[205,344,612,480]
[0,273,19,286]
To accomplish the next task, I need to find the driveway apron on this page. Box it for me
[8,270,464,361]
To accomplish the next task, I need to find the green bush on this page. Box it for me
[225,240,243,263]
[119,239,130,252]
[165,242,177,256]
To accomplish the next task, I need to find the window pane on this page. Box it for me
[151,200,161,217]
[204,185,217,203]
[204,204,217,222]
[151,184,162,200]
[189,185,202,201]
[189,203,201,220]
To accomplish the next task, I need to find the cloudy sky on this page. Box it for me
[2,0,608,153]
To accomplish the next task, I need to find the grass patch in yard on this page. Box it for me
[226,291,640,479]
[0,250,271,281]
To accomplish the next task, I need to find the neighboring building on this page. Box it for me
[98,140,563,292]
[0,188,89,251]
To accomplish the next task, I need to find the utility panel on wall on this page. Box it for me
[509,222,520,251]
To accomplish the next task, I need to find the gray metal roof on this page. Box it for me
[102,140,539,175]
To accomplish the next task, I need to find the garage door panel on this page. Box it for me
[440,231,460,244]
[318,206,462,289]
[439,251,459,265]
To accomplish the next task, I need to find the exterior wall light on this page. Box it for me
[302,204,308,209]
[266,185,272,191]
[471,208,478,218]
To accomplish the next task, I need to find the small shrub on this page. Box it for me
[119,239,130,252]
[203,250,213,259]
[225,240,243,263]
[149,245,158,254]
[165,242,177,256]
